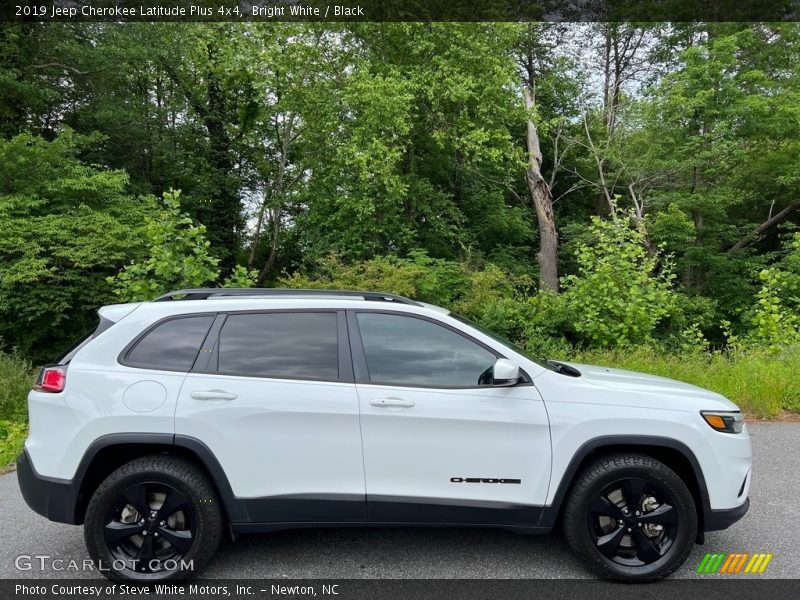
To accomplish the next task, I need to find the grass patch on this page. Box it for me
[0,351,34,468]
[572,348,799,419]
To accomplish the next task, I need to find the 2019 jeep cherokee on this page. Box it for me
[17,288,751,581]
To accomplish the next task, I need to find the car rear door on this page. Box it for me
[174,309,366,523]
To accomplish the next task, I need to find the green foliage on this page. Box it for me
[0,351,34,467]
[109,190,221,302]
[2,22,800,417]
[0,130,148,361]
[0,351,33,423]
[221,265,259,288]
[281,252,471,305]
[560,214,679,347]
[740,233,800,350]
[0,419,27,469]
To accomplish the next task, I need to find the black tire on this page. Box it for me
[84,454,223,581]
[562,453,697,581]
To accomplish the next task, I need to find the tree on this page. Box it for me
[0,130,148,360]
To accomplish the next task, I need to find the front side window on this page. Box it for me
[356,312,497,387]
[125,315,214,371]
[218,312,339,380]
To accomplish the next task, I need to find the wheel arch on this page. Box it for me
[540,436,710,532]
[73,433,247,525]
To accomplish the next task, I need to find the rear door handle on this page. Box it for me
[369,398,415,408]
[190,390,237,401]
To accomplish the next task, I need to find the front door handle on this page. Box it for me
[190,390,237,401]
[369,397,415,408]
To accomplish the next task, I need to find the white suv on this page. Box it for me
[17,288,751,582]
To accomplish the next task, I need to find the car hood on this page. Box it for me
[554,360,740,412]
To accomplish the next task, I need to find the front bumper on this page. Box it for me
[16,449,81,525]
[704,497,750,531]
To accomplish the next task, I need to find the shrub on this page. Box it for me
[741,233,800,351]
[108,190,221,302]
[0,351,33,422]
[560,214,680,347]
[0,351,34,468]
[109,190,258,302]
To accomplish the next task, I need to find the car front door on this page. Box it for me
[349,310,551,526]
[175,310,366,523]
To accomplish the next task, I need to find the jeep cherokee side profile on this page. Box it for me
[17,288,751,581]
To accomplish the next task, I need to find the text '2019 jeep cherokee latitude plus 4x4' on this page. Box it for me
[17,288,751,581]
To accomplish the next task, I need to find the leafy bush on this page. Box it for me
[740,233,800,351]
[281,251,472,305]
[560,214,680,347]
[0,419,27,468]
[0,351,34,468]
[0,130,149,362]
[109,190,221,302]
[0,351,33,422]
[109,190,259,302]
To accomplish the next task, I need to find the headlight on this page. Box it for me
[701,410,744,434]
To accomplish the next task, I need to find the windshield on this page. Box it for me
[449,313,555,371]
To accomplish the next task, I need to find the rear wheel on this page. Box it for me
[563,453,697,581]
[84,455,223,581]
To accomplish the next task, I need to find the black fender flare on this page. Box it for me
[538,435,711,529]
[72,433,248,523]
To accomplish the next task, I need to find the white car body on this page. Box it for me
[18,290,751,544]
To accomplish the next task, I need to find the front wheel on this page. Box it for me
[563,453,697,581]
[84,455,223,581]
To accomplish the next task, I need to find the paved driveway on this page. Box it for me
[1,423,797,579]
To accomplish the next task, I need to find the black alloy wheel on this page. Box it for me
[588,476,678,567]
[563,453,697,581]
[85,455,223,581]
[103,481,196,573]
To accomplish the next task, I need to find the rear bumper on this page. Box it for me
[16,448,81,525]
[704,497,749,531]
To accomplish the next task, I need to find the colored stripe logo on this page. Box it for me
[696,552,773,574]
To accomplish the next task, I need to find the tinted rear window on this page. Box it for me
[217,312,339,380]
[125,315,214,371]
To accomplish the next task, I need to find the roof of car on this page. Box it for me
[153,288,423,306]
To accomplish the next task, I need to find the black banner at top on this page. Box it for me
[2,0,800,23]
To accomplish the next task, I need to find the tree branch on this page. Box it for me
[728,201,800,254]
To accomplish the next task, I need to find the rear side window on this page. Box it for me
[217,312,338,380]
[124,315,214,371]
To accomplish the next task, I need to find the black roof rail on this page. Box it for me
[152,288,422,306]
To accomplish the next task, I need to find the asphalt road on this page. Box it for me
[1,422,797,580]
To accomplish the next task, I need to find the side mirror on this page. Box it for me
[492,358,520,386]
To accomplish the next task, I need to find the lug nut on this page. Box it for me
[154,532,159,537]
[635,511,641,516]
[627,528,632,532]
[618,519,623,525]
[139,519,145,525]
[142,531,147,536]
[159,521,165,527]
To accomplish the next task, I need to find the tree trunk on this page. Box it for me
[728,201,800,254]
[257,208,281,284]
[523,87,559,293]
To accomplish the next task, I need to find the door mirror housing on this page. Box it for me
[492,358,520,386]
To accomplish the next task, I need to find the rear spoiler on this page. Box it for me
[97,302,142,323]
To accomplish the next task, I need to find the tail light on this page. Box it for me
[33,365,67,393]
